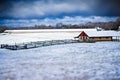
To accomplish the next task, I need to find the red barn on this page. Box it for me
[75,31,120,42]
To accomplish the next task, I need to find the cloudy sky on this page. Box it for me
[0,0,120,27]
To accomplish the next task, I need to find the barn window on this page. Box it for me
[84,37,87,39]
[90,37,94,39]
[87,37,89,39]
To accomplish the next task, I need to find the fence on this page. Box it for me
[0,39,79,50]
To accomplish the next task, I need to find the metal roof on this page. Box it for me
[84,31,120,37]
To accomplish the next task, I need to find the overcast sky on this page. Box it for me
[0,0,120,27]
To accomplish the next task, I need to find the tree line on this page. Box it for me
[0,18,120,33]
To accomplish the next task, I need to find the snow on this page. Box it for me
[0,29,120,80]
[1,29,119,45]
[4,29,96,33]
[0,32,80,45]
[0,29,96,45]
[0,42,120,80]
[84,31,120,37]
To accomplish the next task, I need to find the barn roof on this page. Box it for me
[83,31,120,37]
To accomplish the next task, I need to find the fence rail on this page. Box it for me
[0,39,79,50]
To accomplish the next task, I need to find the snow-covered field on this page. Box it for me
[0,42,120,80]
[0,29,97,45]
[1,29,119,45]
[0,32,79,45]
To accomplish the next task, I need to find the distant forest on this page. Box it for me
[0,18,120,33]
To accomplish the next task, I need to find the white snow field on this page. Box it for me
[0,42,120,80]
[0,29,96,45]
[0,32,79,45]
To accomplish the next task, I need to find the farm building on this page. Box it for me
[75,31,120,42]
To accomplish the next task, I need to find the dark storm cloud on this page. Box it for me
[93,0,120,16]
[0,0,14,18]
[0,0,120,19]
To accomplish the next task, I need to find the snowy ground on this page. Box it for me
[0,29,97,45]
[1,29,119,45]
[0,32,80,45]
[0,42,120,80]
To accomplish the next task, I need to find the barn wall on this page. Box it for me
[79,36,89,41]
[92,37,112,41]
